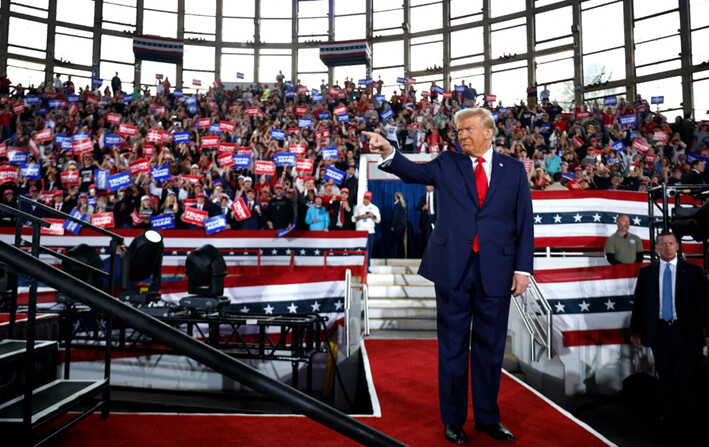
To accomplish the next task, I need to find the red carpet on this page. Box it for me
[46,339,613,447]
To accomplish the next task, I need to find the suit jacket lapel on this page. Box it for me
[649,262,661,315]
[484,151,505,205]
[455,152,480,208]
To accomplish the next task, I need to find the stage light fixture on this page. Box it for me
[56,244,104,305]
[119,229,164,304]
[671,201,709,243]
[180,244,228,311]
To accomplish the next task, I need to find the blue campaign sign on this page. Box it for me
[311,88,320,96]
[20,164,41,179]
[322,146,338,160]
[604,96,617,106]
[151,214,175,230]
[123,95,133,104]
[433,86,444,95]
[64,210,86,235]
[460,104,472,109]
[539,124,551,133]
[92,78,103,86]
[172,89,183,97]
[284,81,293,89]
[25,96,40,105]
[44,118,56,129]
[298,118,312,128]
[73,131,89,141]
[273,152,296,167]
[204,215,227,235]
[9,150,28,165]
[396,77,406,84]
[611,140,626,152]
[94,169,108,190]
[105,133,121,147]
[312,93,323,103]
[318,112,330,120]
[374,94,386,104]
[107,171,131,192]
[498,107,508,114]
[686,151,709,165]
[237,72,244,79]
[285,90,295,98]
[271,129,285,140]
[455,85,466,93]
[209,123,222,134]
[67,95,79,103]
[491,112,498,122]
[323,165,346,185]
[151,165,171,183]
[276,223,295,238]
[619,114,637,127]
[651,96,664,105]
[233,154,251,168]
[187,105,198,115]
[173,131,190,144]
[380,109,394,121]
[185,96,197,105]
[55,134,70,146]
[364,78,375,86]
[337,114,349,123]
[49,100,63,109]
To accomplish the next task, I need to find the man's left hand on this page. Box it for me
[511,273,530,297]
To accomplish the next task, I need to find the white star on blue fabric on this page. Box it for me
[604,299,616,310]
[534,215,542,224]
[271,249,278,255]
[285,249,291,255]
[579,300,590,312]
[573,213,582,222]
[334,300,344,311]
[553,214,562,223]
[240,305,250,313]
[314,249,320,255]
[263,304,274,314]
[311,301,321,312]
[632,216,641,225]
[592,213,602,222]
[554,302,566,313]
[300,249,307,255]
[287,303,298,313]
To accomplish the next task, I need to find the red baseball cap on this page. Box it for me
[363,191,373,199]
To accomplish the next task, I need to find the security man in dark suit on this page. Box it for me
[416,185,438,251]
[630,231,709,445]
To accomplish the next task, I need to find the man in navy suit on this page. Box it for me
[630,232,708,444]
[416,185,438,251]
[364,107,534,444]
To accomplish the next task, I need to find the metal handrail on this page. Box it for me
[511,276,553,361]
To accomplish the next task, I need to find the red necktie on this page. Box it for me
[473,157,488,252]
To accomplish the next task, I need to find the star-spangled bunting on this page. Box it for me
[221,297,345,315]
[532,212,647,226]
[545,296,631,315]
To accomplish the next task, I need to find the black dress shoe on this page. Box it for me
[474,422,515,441]
[444,424,468,444]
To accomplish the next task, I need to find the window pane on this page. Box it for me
[373,41,404,68]
[100,62,134,90]
[690,0,709,29]
[491,65,527,106]
[634,12,679,43]
[298,48,327,73]
[139,61,176,88]
[335,0,365,15]
[450,0,482,19]
[223,0,254,16]
[55,34,93,67]
[374,8,403,35]
[259,55,291,83]
[144,0,176,12]
[6,58,45,87]
[299,0,328,18]
[691,28,709,65]
[8,17,46,51]
[184,70,214,90]
[451,27,483,59]
[541,80,574,108]
[335,15,365,40]
[56,0,93,27]
[223,18,254,42]
[583,48,625,84]
[103,3,136,26]
[490,0,525,18]
[334,66,366,87]
[693,78,709,121]
[535,6,572,42]
[581,2,623,53]
[636,76,682,111]
[144,11,177,38]
[491,25,527,59]
[372,67,405,94]
[101,35,134,64]
[410,2,442,33]
[411,41,443,72]
[261,0,292,18]
[184,45,215,71]
[536,55,574,84]
[634,0,677,19]
[636,60,682,77]
[261,19,292,43]
[185,0,214,15]
[635,36,680,66]
[185,15,216,40]
[221,52,254,83]
[299,18,329,39]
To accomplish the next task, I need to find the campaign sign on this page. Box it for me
[48,99,63,109]
[485,94,496,103]
[655,130,669,143]
[106,113,121,124]
[604,96,617,106]
[198,118,211,129]
[315,129,330,139]
[181,207,208,227]
[322,146,338,160]
[207,123,222,135]
[421,91,431,98]
[442,92,453,99]
[298,118,312,128]
[271,129,286,140]
[491,112,498,122]
[611,140,626,152]
[0,166,18,184]
[289,144,306,156]
[9,149,27,165]
[181,175,201,187]
[233,154,251,168]
[374,94,386,104]
[89,212,113,229]
[67,94,79,103]
[337,114,349,123]
[631,139,650,153]
[296,158,314,173]
[72,139,93,157]
[41,218,65,236]
[68,103,78,117]
[651,96,664,105]
[204,215,227,235]
[318,112,330,120]
[455,85,466,93]
[396,77,406,84]
[150,165,171,183]
[274,152,296,167]
[334,105,347,116]
[86,95,99,105]
[20,164,41,180]
[357,79,368,86]
[12,103,25,114]
[218,142,235,154]
[55,134,70,147]
[219,121,235,133]
[285,91,295,98]
[129,158,151,176]
[123,94,133,104]
[312,93,323,102]
[254,160,276,176]
[107,171,131,192]
[173,131,190,144]
[34,128,53,142]
[25,95,40,105]
[576,111,590,119]
[218,152,235,168]
[201,135,218,148]
[105,133,120,147]
[119,124,137,137]
[295,106,308,116]
[380,109,394,121]
[63,209,85,235]
[431,85,444,95]
[150,214,175,230]
[73,132,89,141]
[539,124,551,133]
[323,165,345,185]
[94,169,108,190]
[328,87,340,96]
[572,135,584,147]
[286,127,300,134]
[297,85,308,94]
[619,114,637,127]
[60,170,80,187]
[230,198,251,222]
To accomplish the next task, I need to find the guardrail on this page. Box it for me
[511,276,553,362]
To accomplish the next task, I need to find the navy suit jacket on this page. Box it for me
[380,149,534,296]
[631,259,708,349]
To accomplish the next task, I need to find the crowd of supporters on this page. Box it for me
[0,70,707,231]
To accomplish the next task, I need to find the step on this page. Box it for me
[0,379,108,426]
[371,259,422,267]
[0,340,57,367]
[369,318,437,331]
[368,265,419,274]
[367,285,436,299]
[368,307,437,319]
[367,298,437,309]
[366,274,433,286]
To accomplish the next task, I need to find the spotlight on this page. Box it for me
[57,244,104,305]
[119,229,164,304]
[180,244,228,311]
[671,201,709,242]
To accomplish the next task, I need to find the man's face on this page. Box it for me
[697,161,705,173]
[457,115,492,157]
[425,185,434,193]
[616,215,630,232]
[656,235,678,262]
